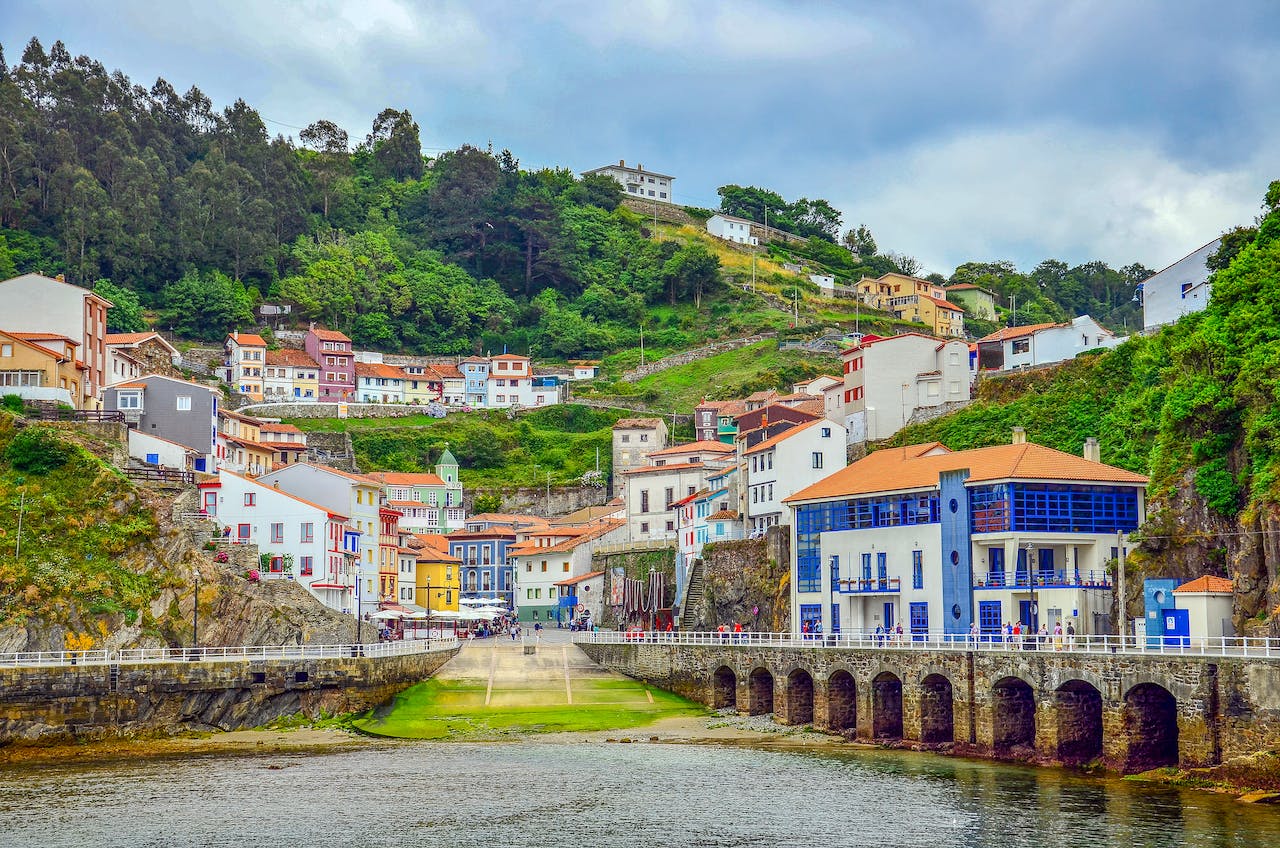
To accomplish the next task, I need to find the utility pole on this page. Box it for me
[14,489,24,559]
[546,471,551,515]
[1010,294,1017,328]
[1117,530,1127,645]
[639,324,645,367]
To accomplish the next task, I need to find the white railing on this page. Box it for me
[0,637,459,669]
[572,630,1280,659]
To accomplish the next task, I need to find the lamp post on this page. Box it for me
[1025,542,1037,646]
[192,569,201,654]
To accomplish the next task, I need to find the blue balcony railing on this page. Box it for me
[974,570,1111,590]
[835,577,901,594]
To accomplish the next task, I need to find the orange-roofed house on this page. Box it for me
[198,470,358,614]
[257,463,385,580]
[975,315,1124,372]
[509,519,627,623]
[1169,575,1235,646]
[743,418,846,534]
[355,361,407,404]
[841,332,971,444]
[224,330,268,401]
[264,348,321,402]
[0,329,87,408]
[611,417,669,497]
[783,431,1147,639]
[0,272,111,408]
[399,363,445,406]
[304,327,355,402]
[855,272,961,337]
[365,448,465,533]
[620,437,737,543]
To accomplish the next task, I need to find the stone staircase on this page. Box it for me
[679,558,706,631]
[305,430,357,472]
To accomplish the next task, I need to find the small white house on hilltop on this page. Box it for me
[706,213,759,246]
[976,315,1125,372]
[582,160,675,202]
[1140,238,1221,333]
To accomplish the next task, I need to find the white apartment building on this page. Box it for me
[976,315,1125,371]
[743,418,847,533]
[1140,238,1221,333]
[509,520,626,623]
[484,354,561,408]
[224,331,267,401]
[355,362,406,403]
[583,160,674,202]
[842,333,971,444]
[610,417,669,497]
[784,434,1147,639]
[621,452,728,543]
[198,470,358,613]
[257,463,385,576]
[706,213,759,246]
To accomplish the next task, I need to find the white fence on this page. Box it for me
[573,630,1280,659]
[0,637,459,669]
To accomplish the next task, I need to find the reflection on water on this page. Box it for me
[0,742,1276,848]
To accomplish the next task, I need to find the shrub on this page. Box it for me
[5,426,73,474]
[1,394,24,414]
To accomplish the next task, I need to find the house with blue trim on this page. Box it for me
[446,513,546,608]
[784,429,1147,639]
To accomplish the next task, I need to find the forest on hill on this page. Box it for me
[1,37,1164,356]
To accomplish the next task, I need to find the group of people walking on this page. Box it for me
[967,619,1077,649]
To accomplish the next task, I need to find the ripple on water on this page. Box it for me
[0,743,1277,848]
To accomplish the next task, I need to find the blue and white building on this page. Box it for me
[784,433,1148,639]
[459,357,490,407]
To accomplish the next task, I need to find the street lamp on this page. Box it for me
[192,568,201,656]
[1025,542,1037,645]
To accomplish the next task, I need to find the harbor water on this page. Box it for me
[2,741,1278,847]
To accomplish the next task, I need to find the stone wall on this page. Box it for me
[466,484,610,518]
[694,529,791,632]
[592,548,676,627]
[579,641,1280,778]
[0,646,457,743]
[236,402,426,419]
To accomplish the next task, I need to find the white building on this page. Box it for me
[355,362,406,403]
[841,333,971,444]
[224,331,267,401]
[611,417,669,497]
[508,520,626,623]
[257,463,385,577]
[809,273,835,291]
[583,160,674,202]
[197,470,358,613]
[784,433,1148,638]
[1170,576,1235,647]
[1140,238,1221,332]
[706,213,759,246]
[484,354,561,408]
[620,441,735,543]
[128,429,198,471]
[744,418,847,533]
[976,315,1125,372]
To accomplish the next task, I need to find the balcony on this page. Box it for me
[974,570,1111,590]
[835,577,901,594]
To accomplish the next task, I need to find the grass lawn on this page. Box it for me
[352,677,706,740]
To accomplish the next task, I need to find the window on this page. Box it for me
[541,561,548,572]
[979,600,1002,636]
[912,550,923,589]
[244,493,256,507]
[640,522,649,534]
[640,433,649,442]
[270,523,284,544]
[909,602,928,639]
[0,344,10,357]
[821,427,831,437]
[563,562,570,572]
[621,434,630,443]
[665,487,674,506]
[767,452,773,470]
[1012,339,1030,354]
[175,395,192,411]
[526,563,532,572]
[665,520,674,532]
[237,523,251,540]
[300,556,314,576]
[300,522,314,544]
[640,490,649,512]
[812,452,823,469]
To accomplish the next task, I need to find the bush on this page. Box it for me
[1,394,24,413]
[5,426,73,474]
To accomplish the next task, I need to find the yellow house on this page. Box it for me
[413,533,461,614]
[401,365,443,406]
[0,330,88,408]
[897,294,966,338]
[856,273,965,338]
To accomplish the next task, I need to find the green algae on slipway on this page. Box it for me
[352,677,706,739]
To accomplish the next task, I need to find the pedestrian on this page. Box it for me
[719,623,729,642]
[1038,623,1048,648]
[895,622,903,643]
[1004,621,1013,645]
[1067,620,1076,650]
[969,620,979,646]
[1053,621,1063,651]
[875,624,884,647]
[802,619,811,641]
[733,621,743,643]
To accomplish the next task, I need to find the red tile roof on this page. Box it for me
[555,570,605,587]
[976,323,1060,344]
[648,440,735,457]
[308,328,351,342]
[227,333,267,347]
[367,471,447,487]
[355,362,406,379]
[743,418,825,455]
[266,349,321,368]
[786,441,1148,503]
[920,293,964,313]
[431,364,464,379]
[621,460,707,475]
[1173,575,1233,594]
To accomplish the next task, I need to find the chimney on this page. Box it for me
[1011,426,1026,445]
[1083,437,1100,463]
[232,330,238,341]
[619,159,625,167]
[637,163,644,171]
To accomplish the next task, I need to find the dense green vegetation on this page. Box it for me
[353,677,705,740]
[291,405,625,488]
[0,414,165,630]
[893,181,1280,520]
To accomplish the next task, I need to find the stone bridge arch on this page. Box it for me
[872,670,904,740]
[711,665,737,710]
[992,675,1037,759]
[747,666,775,716]
[1055,679,1103,765]
[825,669,857,733]
[919,672,955,745]
[779,666,814,726]
[1122,681,1179,772]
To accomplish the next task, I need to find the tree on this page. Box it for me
[160,269,254,340]
[472,493,503,514]
[93,279,146,332]
[299,119,350,219]
[366,108,423,181]
[843,224,876,256]
[886,251,922,276]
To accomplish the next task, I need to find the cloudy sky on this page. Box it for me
[4,1,1278,274]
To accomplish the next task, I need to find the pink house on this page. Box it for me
[304,327,355,402]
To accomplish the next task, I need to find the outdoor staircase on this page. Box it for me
[679,558,706,631]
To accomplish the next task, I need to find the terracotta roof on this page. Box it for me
[356,362,406,379]
[946,283,996,295]
[105,332,178,354]
[459,356,488,364]
[1173,575,1233,594]
[266,349,320,368]
[431,364,464,379]
[744,418,826,455]
[509,521,624,554]
[697,399,748,417]
[308,327,351,342]
[367,471,447,487]
[920,293,964,312]
[491,353,529,360]
[260,422,305,435]
[976,323,1060,344]
[621,460,707,475]
[554,570,605,587]
[7,330,78,344]
[649,440,735,457]
[706,509,740,520]
[785,441,1148,503]
[224,435,278,453]
[746,390,779,402]
[613,418,665,429]
[113,382,147,389]
[412,533,454,555]
[0,330,75,362]
[227,333,267,347]
[841,332,945,355]
[446,528,517,540]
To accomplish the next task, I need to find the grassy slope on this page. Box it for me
[353,676,705,739]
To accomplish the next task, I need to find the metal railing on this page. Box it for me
[572,630,1280,659]
[974,570,1111,589]
[0,637,459,669]
[125,466,196,485]
[835,577,902,594]
[24,407,125,423]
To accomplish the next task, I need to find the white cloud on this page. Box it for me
[836,123,1267,275]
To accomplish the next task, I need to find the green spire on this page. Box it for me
[437,445,459,483]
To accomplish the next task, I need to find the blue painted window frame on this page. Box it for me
[978,600,1002,638]
[912,550,923,590]
[909,602,928,640]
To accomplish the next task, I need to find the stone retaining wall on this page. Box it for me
[236,402,425,420]
[0,647,457,743]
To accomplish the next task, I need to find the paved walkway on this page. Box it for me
[436,633,620,707]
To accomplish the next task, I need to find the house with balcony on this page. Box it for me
[446,513,548,608]
[304,327,355,403]
[841,332,971,444]
[263,349,321,402]
[409,533,461,615]
[102,374,219,472]
[583,159,674,202]
[430,363,466,405]
[744,418,847,534]
[366,448,465,534]
[459,357,490,407]
[975,316,1125,372]
[257,463,385,578]
[0,272,111,408]
[620,441,735,543]
[224,331,267,401]
[197,469,357,612]
[784,431,1147,639]
[509,519,626,623]
[0,329,87,408]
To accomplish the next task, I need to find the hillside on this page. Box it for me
[891,181,1280,632]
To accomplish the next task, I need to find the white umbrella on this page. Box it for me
[475,606,505,616]
[370,610,402,620]
[459,598,487,606]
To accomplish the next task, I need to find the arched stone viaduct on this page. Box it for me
[578,642,1280,773]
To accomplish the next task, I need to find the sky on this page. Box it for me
[3,0,1278,275]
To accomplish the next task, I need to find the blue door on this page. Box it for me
[193,457,206,472]
[876,552,888,590]
[1163,609,1191,647]
[883,602,894,630]
[1019,600,1038,632]
[989,548,1005,586]
[979,600,1001,641]
[1038,549,1055,584]
[1015,548,1029,587]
